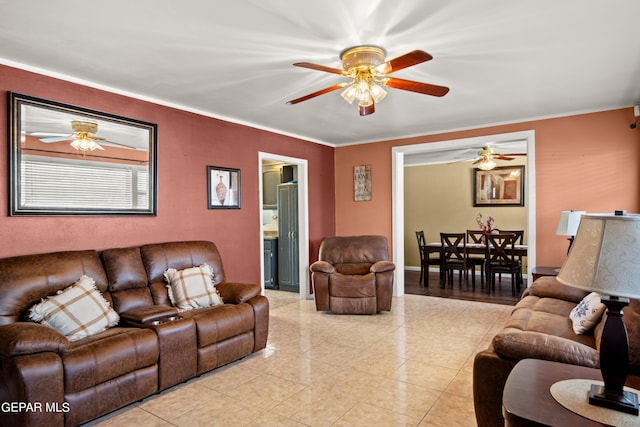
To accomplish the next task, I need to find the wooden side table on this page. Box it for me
[503,359,640,426]
[531,266,561,281]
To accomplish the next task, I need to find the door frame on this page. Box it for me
[391,130,537,296]
[258,152,310,299]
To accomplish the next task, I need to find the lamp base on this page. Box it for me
[589,384,639,415]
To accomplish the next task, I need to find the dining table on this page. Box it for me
[423,241,528,288]
[424,242,528,258]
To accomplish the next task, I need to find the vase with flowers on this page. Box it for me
[476,213,496,234]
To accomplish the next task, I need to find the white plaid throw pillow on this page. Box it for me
[29,275,120,341]
[164,263,223,312]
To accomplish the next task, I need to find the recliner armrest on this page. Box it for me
[528,276,589,303]
[370,260,395,273]
[217,281,261,304]
[310,261,336,274]
[0,322,68,357]
[492,331,599,368]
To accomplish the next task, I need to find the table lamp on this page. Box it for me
[557,212,640,415]
[555,210,585,254]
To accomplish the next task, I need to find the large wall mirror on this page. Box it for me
[8,92,158,216]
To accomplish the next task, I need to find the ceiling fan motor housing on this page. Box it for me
[339,45,386,72]
[71,121,98,134]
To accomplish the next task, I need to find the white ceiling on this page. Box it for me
[1,0,639,147]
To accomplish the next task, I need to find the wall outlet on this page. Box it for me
[635,104,640,117]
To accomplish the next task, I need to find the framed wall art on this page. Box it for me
[8,92,158,216]
[354,164,372,201]
[473,165,524,207]
[207,166,241,209]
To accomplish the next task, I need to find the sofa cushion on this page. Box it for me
[180,303,254,348]
[329,273,376,297]
[504,295,595,347]
[164,264,223,312]
[0,249,107,325]
[141,241,227,286]
[29,275,119,342]
[569,292,605,334]
[63,327,158,393]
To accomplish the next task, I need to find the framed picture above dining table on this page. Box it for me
[473,165,524,207]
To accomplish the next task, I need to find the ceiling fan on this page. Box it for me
[473,145,525,170]
[286,45,449,116]
[30,121,131,152]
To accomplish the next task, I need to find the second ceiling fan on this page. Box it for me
[287,45,449,116]
[473,145,526,170]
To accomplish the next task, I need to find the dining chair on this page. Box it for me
[484,232,522,296]
[416,230,441,286]
[466,229,486,287]
[493,229,524,283]
[440,232,476,288]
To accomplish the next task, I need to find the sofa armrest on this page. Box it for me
[492,331,600,368]
[370,260,395,273]
[0,323,68,357]
[120,306,179,324]
[310,261,336,274]
[527,276,589,303]
[216,281,261,304]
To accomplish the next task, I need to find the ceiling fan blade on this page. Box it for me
[40,136,72,143]
[383,77,449,97]
[286,84,346,105]
[494,155,516,161]
[31,132,69,137]
[472,159,482,165]
[376,50,433,74]
[293,62,346,75]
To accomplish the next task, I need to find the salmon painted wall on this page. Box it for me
[0,64,336,283]
[336,108,640,268]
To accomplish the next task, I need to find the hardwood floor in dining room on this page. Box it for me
[404,269,524,306]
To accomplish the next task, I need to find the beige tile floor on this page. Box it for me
[86,293,512,427]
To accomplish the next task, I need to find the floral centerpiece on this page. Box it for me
[476,213,496,233]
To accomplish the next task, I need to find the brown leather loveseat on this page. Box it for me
[310,235,395,314]
[473,276,640,427]
[0,240,269,427]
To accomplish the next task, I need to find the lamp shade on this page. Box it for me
[555,210,585,236]
[557,213,640,299]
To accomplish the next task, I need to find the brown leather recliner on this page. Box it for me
[310,235,395,314]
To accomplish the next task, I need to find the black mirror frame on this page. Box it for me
[8,92,158,216]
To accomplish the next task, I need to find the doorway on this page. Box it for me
[258,152,310,299]
[391,130,537,296]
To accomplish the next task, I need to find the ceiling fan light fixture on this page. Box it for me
[70,134,104,151]
[477,157,496,171]
[369,82,387,103]
[341,85,357,104]
[288,45,448,116]
[69,121,104,151]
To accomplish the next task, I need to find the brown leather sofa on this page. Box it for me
[310,235,395,314]
[0,240,269,427]
[473,276,640,427]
